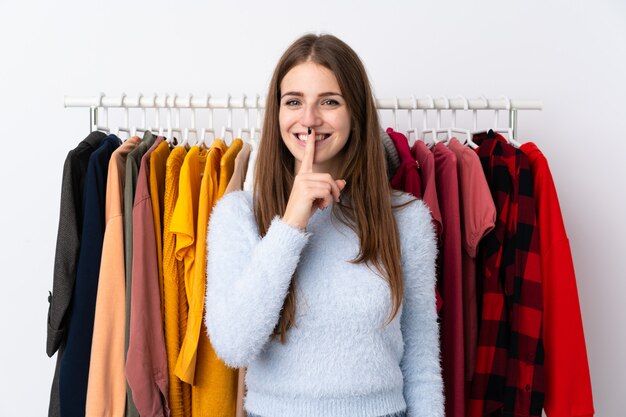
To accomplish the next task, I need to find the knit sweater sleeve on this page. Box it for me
[204,190,310,368]
[397,198,444,417]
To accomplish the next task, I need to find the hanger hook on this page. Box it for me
[199,93,215,147]
[500,95,511,111]
[221,93,233,144]
[433,96,450,142]
[452,95,467,135]
[499,95,511,130]
[183,93,193,144]
[94,92,110,133]
[499,95,518,144]
[492,94,502,131]
[167,93,174,139]
[422,94,434,132]
[408,95,417,131]
[240,93,250,140]
[451,95,460,126]
[392,96,399,131]
[122,93,130,137]
[404,95,419,144]
[472,95,487,132]
[436,95,449,128]
[479,94,489,109]
[254,94,262,141]
[134,92,144,136]
[441,95,450,109]
[157,93,166,136]
[162,93,170,138]
[457,95,469,111]
[114,93,127,137]
[439,95,449,122]
[149,93,158,134]
[426,95,435,109]
[97,92,106,125]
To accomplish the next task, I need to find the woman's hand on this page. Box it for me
[282,128,346,230]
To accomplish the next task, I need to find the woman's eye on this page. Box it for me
[282,98,340,107]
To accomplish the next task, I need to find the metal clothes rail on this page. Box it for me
[64,93,543,140]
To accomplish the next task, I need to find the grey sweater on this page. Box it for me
[205,190,444,417]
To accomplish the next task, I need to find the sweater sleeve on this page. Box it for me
[205,191,310,368]
[398,198,444,417]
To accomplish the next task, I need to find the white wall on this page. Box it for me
[1,0,623,416]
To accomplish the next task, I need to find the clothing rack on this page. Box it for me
[64,93,543,140]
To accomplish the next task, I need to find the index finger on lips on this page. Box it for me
[299,127,315,174]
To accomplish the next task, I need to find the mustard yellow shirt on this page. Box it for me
[192,139,238,416]
[162,146,191,417]
[218,138,243,199]
[171,146,207,384]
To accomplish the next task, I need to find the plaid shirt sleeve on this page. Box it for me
[468,136,545,417]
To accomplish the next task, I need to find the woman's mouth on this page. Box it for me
[294,132,332,146]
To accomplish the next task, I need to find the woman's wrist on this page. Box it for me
[280,215,306,232]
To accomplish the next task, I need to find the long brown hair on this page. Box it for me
[254,33,407,343]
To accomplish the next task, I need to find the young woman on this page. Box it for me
[204,33,443,417]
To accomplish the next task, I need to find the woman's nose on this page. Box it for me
[300,105,322,128]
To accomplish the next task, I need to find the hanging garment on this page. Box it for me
[235,369,246,417]
[411,140,443,313]
[386,128,422,198]
[218,138,243,198]
[47,131,108,357]
[447,138,496,386]
[380,128,401,180]
[191,139,239,416]
[124,131,157,417]
[162,146,191,417]
[149,140,171,320]
[59,134,121,417]
[432,142,465,417]
[243,138,258,192]
[224,142,251,195]
[388,131,445,355]
[172,145,209,384]
[126,136,171,417]
[520,142,594,417]
[468,132,544,417]
[86,136,141,417]
[47,130,107,417]
[410,141,442,236]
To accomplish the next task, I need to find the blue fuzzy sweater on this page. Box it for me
[205,190,444,417]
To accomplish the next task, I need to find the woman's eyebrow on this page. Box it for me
[280,91,343,99]
[318,92,343,98]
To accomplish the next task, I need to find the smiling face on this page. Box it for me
[279,61,352,176]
